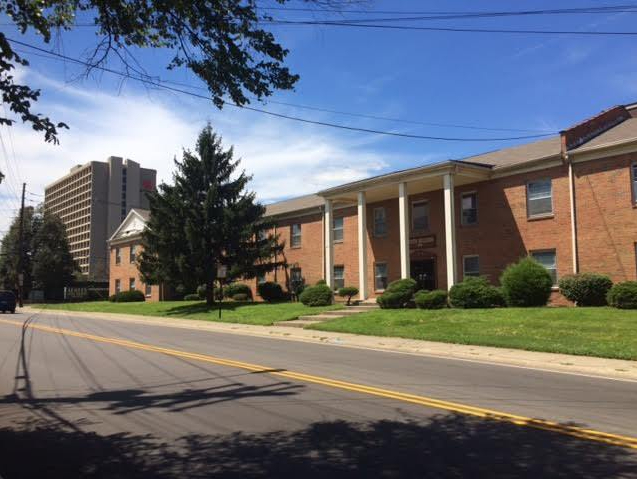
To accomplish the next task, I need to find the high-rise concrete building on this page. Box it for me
[44,157,156,281]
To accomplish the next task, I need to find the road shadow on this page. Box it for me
[1,414,635,478]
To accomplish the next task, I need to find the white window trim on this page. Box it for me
[145,284,152,298]
[373,207,387,237]
[526,179,554,218]
[333,217,344,243]
[530,249,558,285]
[333,265,345,290]
[374,262,388,292]
[631,162,637,205]
[411,200,430,233]
[462,254,480,278]
[291,223,302,248]
[461,191,478,225]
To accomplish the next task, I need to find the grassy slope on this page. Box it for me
[38,300,343,326]
[309,307,637,360]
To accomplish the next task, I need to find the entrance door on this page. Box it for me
[411,259,436,291]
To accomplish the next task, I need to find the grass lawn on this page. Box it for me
[309,307,637,360]
[37,300,343,326]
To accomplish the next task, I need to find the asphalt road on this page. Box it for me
[1,310,636,478]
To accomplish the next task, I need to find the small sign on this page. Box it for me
[409,234,436,249]
[217,264,227,279]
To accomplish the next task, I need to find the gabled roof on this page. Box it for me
[108,208,150,243]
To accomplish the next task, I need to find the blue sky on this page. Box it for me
[2,0,637,231]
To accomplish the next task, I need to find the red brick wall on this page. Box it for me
[109,240,161,301]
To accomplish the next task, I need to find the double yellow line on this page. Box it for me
[2,317,636,450]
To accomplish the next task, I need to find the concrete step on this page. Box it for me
[346,305,379,311]
[275,319,325,328]
[320,309,362,316]
[297,314,341,321]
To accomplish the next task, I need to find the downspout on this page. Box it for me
[321,205,325,281]
[561,135,579,274]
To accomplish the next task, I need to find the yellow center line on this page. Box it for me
[2,317,636,450]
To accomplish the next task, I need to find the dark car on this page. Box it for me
[0,291,16,314]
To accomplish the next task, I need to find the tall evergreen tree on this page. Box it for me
[0,206,36,295]
[31,213,77,299]
[139,125,284,305]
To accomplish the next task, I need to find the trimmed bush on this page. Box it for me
[196,285,222,300]
[559,273,613,306]
[414,289,448,309]
[500,257,553,307]
[257,281,285,302]
[338,286,359,305]
[316,279,327,285]
[223,283,253,300]
[448,277,504,309]
[376,278,418,309]
[108,290,145,303]
[232,293,250,302]
[183,293,200,301]
[607,281,637,309]
[299,284,333,306]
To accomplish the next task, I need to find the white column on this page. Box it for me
[357,191,368,300]
[398,182,410,279]
[324,198,334,289]
[443,173,457,289]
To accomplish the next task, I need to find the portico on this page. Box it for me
[319,161,492,300]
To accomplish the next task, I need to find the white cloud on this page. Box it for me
[0,67,408,233]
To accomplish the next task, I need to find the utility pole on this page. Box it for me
[17,182,25,307]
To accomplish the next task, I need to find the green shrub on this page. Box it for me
[196,285,222,301]
[223,283,253,299]
[316,279,327,285]
[607,281,637,309]
[108,290,145,303]
[448,277,503,309]
[232,293,250,302]
[299,284,333,306]
[376,291,407,309]
[414,289,448,309]
[257,281,285,302]
[559,273,612,306]
[183,293,200,301]
[375,278,418,309]
[338,286,359,305]
[500,257,553,307]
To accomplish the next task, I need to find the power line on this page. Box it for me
[6,37,556,142]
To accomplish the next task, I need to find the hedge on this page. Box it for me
[607,281,637,309]
[558,273,612,306]
[109,290,145,303]
[232,293,250,302]
[299,284,333,306]
[414,289,448,309]
[448,277,504,309]
[223,283,253,300]
[500,257,553,307]
[257,281,285,302]
[338,286,359,305]
[183,293,200,301]
[376,278,418,309]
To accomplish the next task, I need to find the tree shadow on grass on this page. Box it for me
[163,301,282,317]
[1,414,636,479]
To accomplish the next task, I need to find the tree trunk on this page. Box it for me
[206,282,215,306]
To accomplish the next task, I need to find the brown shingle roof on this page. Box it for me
[264,194,323,217]
[571,117,637,151]
[458,136,562,169]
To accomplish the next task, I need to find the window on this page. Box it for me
[374,263,388,291]
[461,192,478,225]
[291,267,302,283]
[373,207,387,237]
[129,278,136,291]
[527,179,553,217]
[463,255,480,278]
[333,217,344,242]
[531,250,557,285]
[632,163,637,203]
[115,247,121,265]
[145,284,152,297]
[412,201,429,233]
[291,223,302,248]
[130,244,137,263]
[115,279,121,293]
[257,273,266,285]
[334,266,345,290]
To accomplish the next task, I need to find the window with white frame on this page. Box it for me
[115,247,121,265]
[632,162,637,203]
[461,192,478,225]
[115,279,121,293]
[373,207,387,237]
[334,266,344,290]
[412,201,429,233]
[290,267,302,283]
[291,224,302,248]
[531,250,557,285]
[463,255,480,278]
[527,179,553,217]
[145,284,152,297]
[129,278,136,291]
[257,272,266,285]
[333,217,344,242]
[374,263,388,291]
[130,244,137,263]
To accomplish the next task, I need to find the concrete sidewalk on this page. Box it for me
[23,306,637,382]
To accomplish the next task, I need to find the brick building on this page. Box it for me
[252,103,637,305]
[108,209,165,300]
